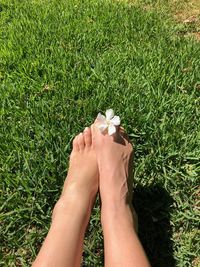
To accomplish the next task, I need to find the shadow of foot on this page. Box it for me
[133,185,175,267]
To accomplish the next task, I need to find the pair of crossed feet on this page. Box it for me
[55,124,137,229]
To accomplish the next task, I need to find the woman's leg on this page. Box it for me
[92,125,150,267]
[32,127,98,267]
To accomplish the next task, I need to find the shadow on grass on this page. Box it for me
[133,185,175,267]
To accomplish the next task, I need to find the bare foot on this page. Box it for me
[34,128,99,267]
[92,125,133,202]
[92,124,137,229]
[58,127,99,211]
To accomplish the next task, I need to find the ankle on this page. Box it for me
[101,200,137,231]
[52,190,93,222]
[100,188,132,210]
[101,200,131,221]
[62,179,97,201]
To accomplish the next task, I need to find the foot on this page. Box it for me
[92,124,133,202]
[34,128,99,267]
[92,124,137,229]
[57,127,99,212]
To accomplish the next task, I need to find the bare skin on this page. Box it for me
[92,124,150,267]
[62,127,98,203]
[32,127,98,267]
[33,124,150,267]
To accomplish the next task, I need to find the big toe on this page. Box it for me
[91,123,102,138]
[83,127,92,147]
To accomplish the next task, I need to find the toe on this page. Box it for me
[91,124,98,142]
[72,135,79,151]
[77,132,85,150]
[91,123,101,136]
[83,127,92,147]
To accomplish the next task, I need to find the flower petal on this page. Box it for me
[96,113,106,122]
[106,109,114,120]
[108,124,116,135]
[110,115,120,126]
[98,123,108,132]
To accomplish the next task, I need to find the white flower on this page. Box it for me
[96,109,120,135]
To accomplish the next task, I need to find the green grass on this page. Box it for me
[0,0,199,266]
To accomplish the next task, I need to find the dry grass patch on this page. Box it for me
[192,257,200,267]
[116,0,200,41]
[116,0,200,20]
[170,0,200,22]
[171,0,200,41]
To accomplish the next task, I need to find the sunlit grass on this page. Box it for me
[0,0,199,266]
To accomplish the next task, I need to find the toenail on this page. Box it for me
[84,127,89,132]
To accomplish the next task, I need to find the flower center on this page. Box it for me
[106,120,111,125]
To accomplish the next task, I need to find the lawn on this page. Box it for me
[0,0,199,266]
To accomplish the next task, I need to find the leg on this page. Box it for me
[92,125,150,267]
[32,128,98,267]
